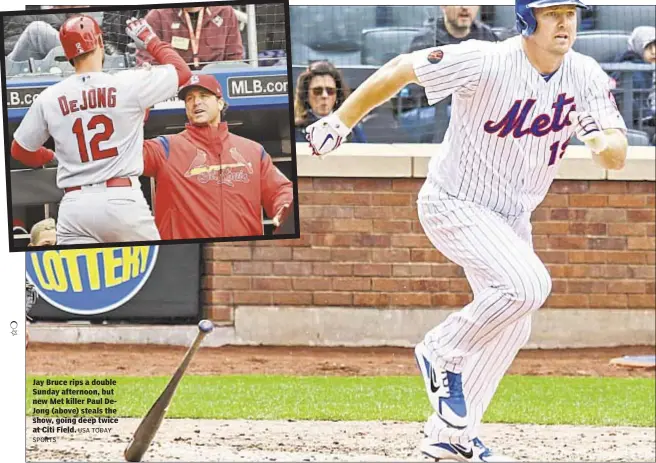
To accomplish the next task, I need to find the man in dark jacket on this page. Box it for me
[402,6,498,142]
[409,5,498,51]
[137,6,244,69]
[611,26,655,138]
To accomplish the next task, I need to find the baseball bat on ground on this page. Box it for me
[123,319,215,462]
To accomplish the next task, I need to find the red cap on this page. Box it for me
[178,74,223,100]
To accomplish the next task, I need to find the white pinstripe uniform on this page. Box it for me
[412,36,626,441]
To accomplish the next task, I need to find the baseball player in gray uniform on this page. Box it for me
[307,0,628,461]
[11,14,192,245]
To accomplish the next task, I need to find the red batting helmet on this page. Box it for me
[59,14,103,61]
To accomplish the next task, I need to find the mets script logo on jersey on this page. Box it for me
[184,147,253,186]
[25,246,158,315]
[427,49,444,64]
[484,93,576,138]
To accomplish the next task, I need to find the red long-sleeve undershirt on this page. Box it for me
[146,37,192,86]
[11,141,54,168]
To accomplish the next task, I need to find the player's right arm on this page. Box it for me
[10,96,54,168]
[126,17,193,90]
[308,42,484,156]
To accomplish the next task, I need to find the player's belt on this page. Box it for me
[64,177,133,193]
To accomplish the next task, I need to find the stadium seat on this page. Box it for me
[202,61,251,70]
[31,46,73,75]
[491,5,516,30]
[387,6,433,27]
[102,53,127,71]
[360,103,418,143]
[625,129,652,147]
[572,31,630,63]
[290,6,376,66]
[4,57,31,76]
[361,27,422,66]
[594,6,656,33]
[569,129,651,147]
[397,106,437,143]
[291,42,362,67]
[492,26,519,41]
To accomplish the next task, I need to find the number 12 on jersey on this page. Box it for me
[547,139,570,166]
[72,115,118,163]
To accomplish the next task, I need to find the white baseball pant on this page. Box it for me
[56,177,160,245]
[417,178,552,441]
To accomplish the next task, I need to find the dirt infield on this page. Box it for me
[26,418,656,462]
[26,344,655,462]
[26,343,656,377]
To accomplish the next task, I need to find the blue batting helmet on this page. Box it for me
[516,0,589,37]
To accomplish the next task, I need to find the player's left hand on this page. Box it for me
[272,203,291,228]
[569,111,608,153]
[125,17,157,50]
[306,113,351,158]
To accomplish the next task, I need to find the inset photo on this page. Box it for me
[3,1,297,252]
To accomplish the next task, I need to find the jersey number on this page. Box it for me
[547,139,570,166]
[72,115,118,163]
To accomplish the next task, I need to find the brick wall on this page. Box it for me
[203,178,655,324]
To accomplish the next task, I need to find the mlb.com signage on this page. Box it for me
[26,246,158,315]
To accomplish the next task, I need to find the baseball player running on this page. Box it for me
[11,14,192,245]
[307,0,627,461]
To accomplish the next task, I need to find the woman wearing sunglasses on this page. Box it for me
[294,60,367,143]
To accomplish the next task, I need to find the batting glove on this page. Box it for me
[569,111,608,154]
[125,17,157,50]
[306,113,351,158]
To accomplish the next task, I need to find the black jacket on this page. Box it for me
[409,19,499,52]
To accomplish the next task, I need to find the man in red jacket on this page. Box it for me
[142,74,294,240]
[137,6,244,69]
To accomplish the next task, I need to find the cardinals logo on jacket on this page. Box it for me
[184,147,253,186]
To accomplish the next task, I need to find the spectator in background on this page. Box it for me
[401,6,499,143]
[26,280,37,348]
[25,217,56,349]
[137,6,244,69]
[28,218,57,247]
[5,9,71,60]
[611,26,656,141]
[294,60,367,143]
[409,5,498,51]
[5,7,131,63]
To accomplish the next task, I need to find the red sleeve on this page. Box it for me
[142,138,167,177]
[223,8,244,60]
[11,140,54,168]
[146,38,193,86]
[260,148,293,218]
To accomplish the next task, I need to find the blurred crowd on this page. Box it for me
[291,6,655,146]
[3,5,654,146]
